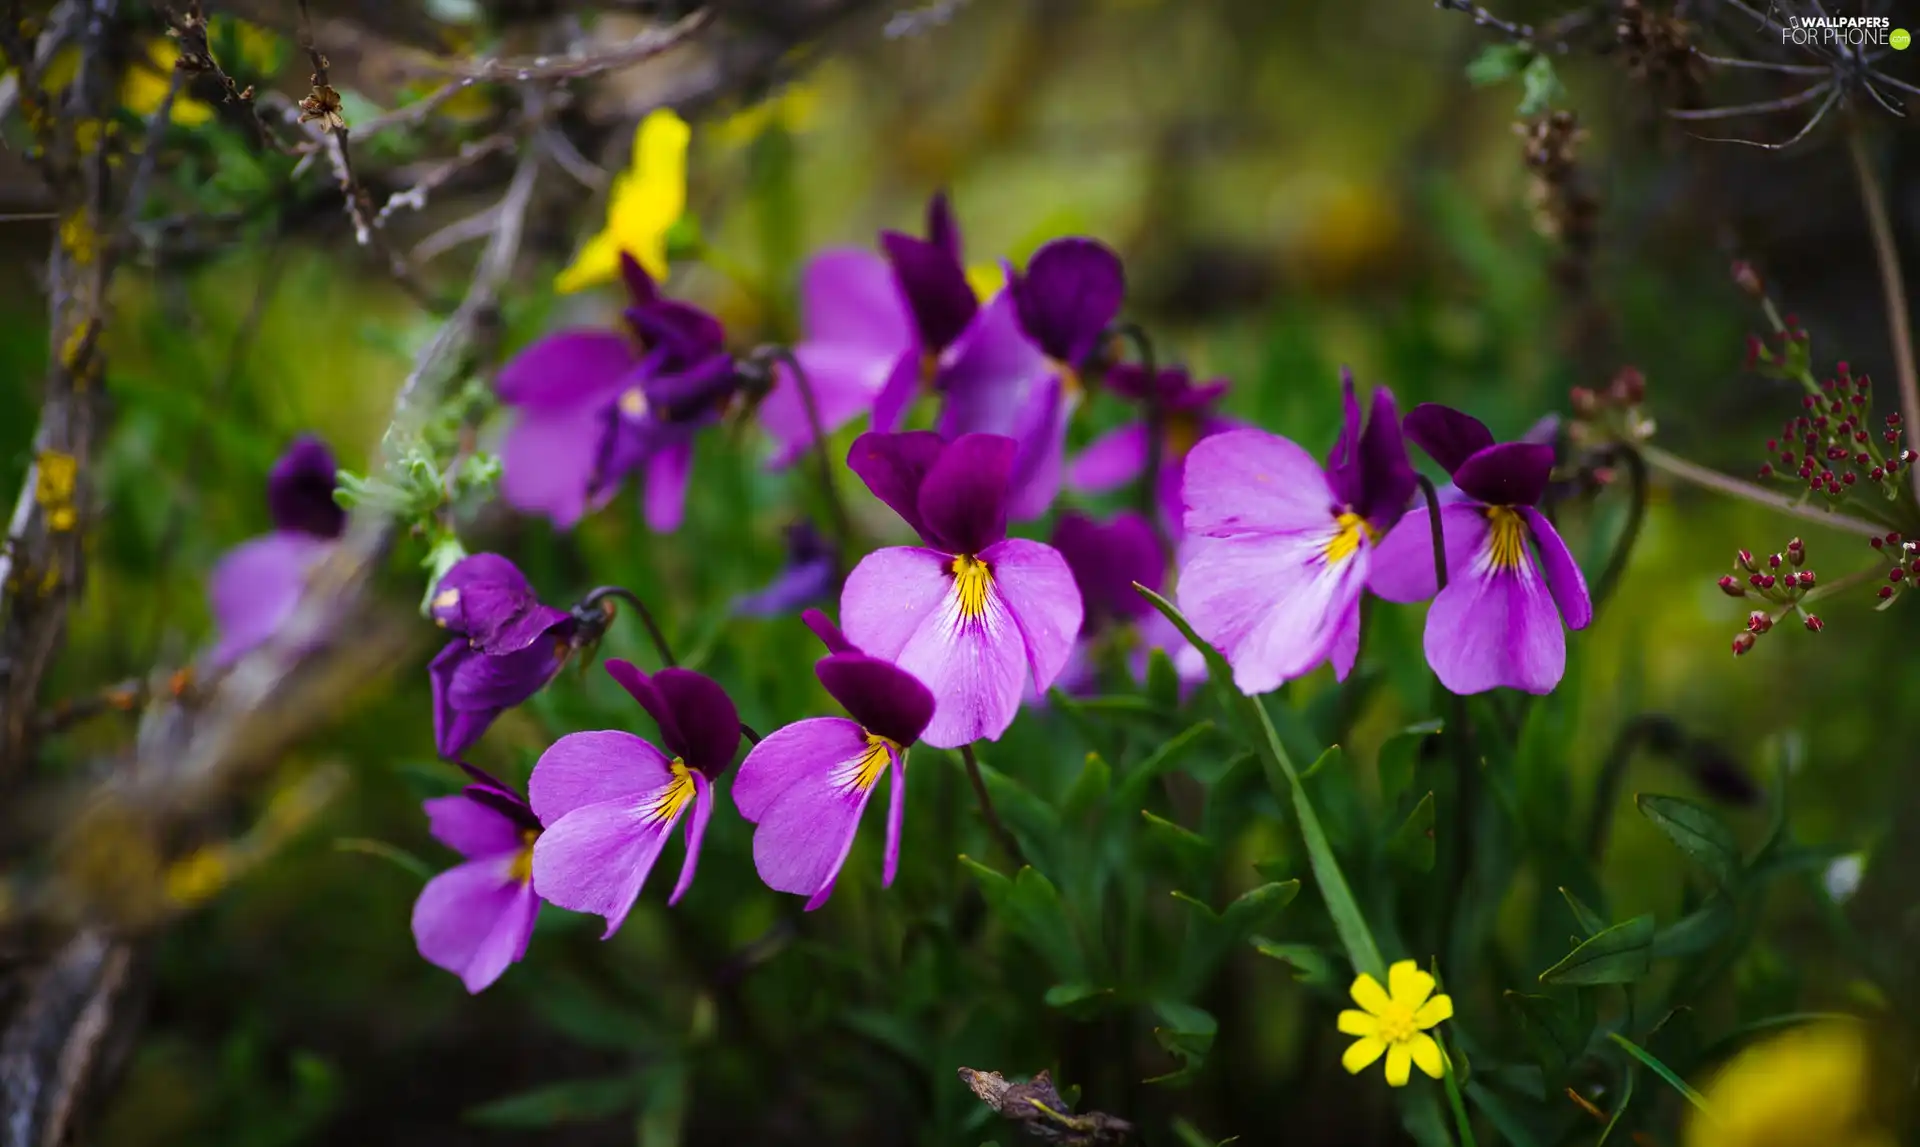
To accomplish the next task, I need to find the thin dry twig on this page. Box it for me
[1847,127,1920,505]
[404,7,712,82]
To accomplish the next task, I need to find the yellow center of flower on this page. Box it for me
[1323,511,1378,565]
[1051,359,1084,400]
[919,349,941,390]
[1374,1000,1419,1044]
[507,829,538,885]
[1486,505,1527,570]
[1164,412,1201,461]
[951,553,993,620]
[836,731,901,794]
[619,387,649,418]
[648,759,698,823]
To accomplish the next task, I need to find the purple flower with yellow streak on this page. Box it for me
[528,660,738,935]
[498,254,738,532]
[762,193,979,463]
[207,435,346,667]
[840,431,1082,748]
[1068,364,1240,537]
[412,764,543,993]
[940,238,1126,520]
[1177,376,1417,694]
[732,609,935,910]
[427,554,575,759]
[1370,404,1592,695]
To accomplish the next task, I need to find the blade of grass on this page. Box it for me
[1608,1032,1716,1120]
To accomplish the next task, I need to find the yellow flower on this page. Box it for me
[1687,1022,1895,1147]
[965,261,1006,301]
[555,108,690,293]
[1338,960,1454,1087]
[708,80,820,148]
[27,39,213,128]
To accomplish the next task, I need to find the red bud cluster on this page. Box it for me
[1568,366,1655,450]
[1721,537,1826,657]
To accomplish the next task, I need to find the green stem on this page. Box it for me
[1847,126,1920,507]
[757,345,856,559]
[1415,474,1449,592]
[958,744,1026,868]
[1639,444,1890,536]
[1439,1036,1479,1147]
[1589,447,1647,615]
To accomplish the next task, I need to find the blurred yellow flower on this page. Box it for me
[1338,960,1454,1087]
[555,108,690,293]
[966,262,1006,301]
[709,81,820,148]
[1687,1023,1895,1147]
[122,40,212,125]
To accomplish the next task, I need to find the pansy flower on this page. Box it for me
[1370,404,1592,695]
[412,764,543,993]
[555,108,689,292]
[763,193,979,464]
[1068,364,1240,537]
[427,554,575,759]
[529,661,738,935]
[840,431,1082,747]
[1047,510,1204,695]
[498,255,738,532]
[1177,376,1417,694]
[732,609,935,909]
[731,521,838,617]
[206,435,346,667]
[940,238,1126,520]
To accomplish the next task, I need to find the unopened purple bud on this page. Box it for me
[1737,549,1757,572]
[1880,585,1896,600]
[1719,575,1746,598]
[1733,632,1757,656]
[1747,611,1773,634]
[1803,614,1823,632]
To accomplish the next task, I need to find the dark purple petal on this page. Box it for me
[651,668,741,775]
[935,287,1051,439]
[1356,386,1417,526]
[925,191,961,261]
[730,552,836,617]
[1325,372,1367,506]
[626,299,726,367]
[1453,442,1555,507]
[430,642,503,758]
[1010,238,1126,366]
[916,432,1016,554]
[1521,507,1592,630]
[266,435,344,539]
[815,652,934,746]
[619,251,661,309]
[881,231,976,352]
[447,635,570,710]
[847,430,946,541]
[802,608,856,654]
[1050,511,1163,627]
[429,553,567,654]
[1403,403,1496,476]
[207,532,331,667]
[644,352,741,419]
[496,330,639,411]
[604,658,685,755]
[460,784,543,833]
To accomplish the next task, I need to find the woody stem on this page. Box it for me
[1847,126,1920,506]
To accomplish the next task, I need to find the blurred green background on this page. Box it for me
[4,0,1918,1143]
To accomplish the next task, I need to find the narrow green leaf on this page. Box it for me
[1144,811,1214,882]
[1504,991,1590,1084]
[1377,718,1443,806]
[1251,940,1337,987]
[1558,886,1607,938]
[973,757,1061,853]
[1116,721,1218,808]
[1146,646,1181,711]
[465,1076,643,1128]
[1607,1033,1716,1117]
[1043,982,1116,1018]
[1637,794,1742,889]
[1137,586,1385,980]
[1539,915,1656,985]
[1148,1000,1217,1086]
[1652,896,1735,959]
[1171,1117,1240,1147]
[1465,1080,1544,1147]
[1060,752,1111,821]
[1388,792,1437,873]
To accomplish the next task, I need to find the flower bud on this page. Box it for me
[1732,632,1757,656]
[1611,366,1646,405]
[1731,261,1765,298]
[1879,585,1895,600]
[1786,538,1805,564]
[1718,575,1746,598]
[1803,614,1823,632]
[1570,387,1599,417]
[1747,611,1773,634]
[1737,549,1757,572]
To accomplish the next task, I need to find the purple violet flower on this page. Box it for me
[1049,510,1204,693]
[731,521,839,617]
[1370,403,1592,695]
[528,660,738,934]
[427,554,575,759]
[1177,376,1418,694]
[840,431,1083,748]
[206,435,346,667]
[939,238,1126,520]
[412,764,543,993]
[497,254,738,533]
[1068,365,1242,538]
[732,609,935,910]
[763,194,979,464]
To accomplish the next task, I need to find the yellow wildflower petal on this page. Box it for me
[1409,1032,1444,1079]
[1388,960,1435,1009]
[554,227,625,295]
[1349,972,1391,1016]
[1384,1042,1413,1087]
[1341,1037,1385,1075]
[1414,993,1454,1029]
[40,44,80,91]
[1337,1009,1379,1037]
[556,108,688,292]
[966,261,1006,301]
[1687,1022,1878,1147]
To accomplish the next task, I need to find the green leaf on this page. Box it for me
[1637,794,1742,889]
[1504,991,1589,1083]
[1465,1080,1544,1147]
[1607,1033,1714,1117]
[1377,719,1443,806]
[1171,1117,1240,1147]
[1137,586,1384,980]
[1539,915,1656,985]
[1044,981,1117,1018]
[960,857,1085,981]
[1148,1000,1217,1086]
[1559,886,1608,938]
[1116,721,1219,808]
[1144,811,1214,882]
[465,1076,644,1128]
[1146,646,1181,712]
[1388,792,1437,873]
[1652,896,1736,959]
[972,757,1061,856]
[1467,42,1530,86]
[1251,940,1338,987]
[1518,54,1565,115]
[1060,752,1111,821]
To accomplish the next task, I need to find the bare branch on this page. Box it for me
[406,7,712,82]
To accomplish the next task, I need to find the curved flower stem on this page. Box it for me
[581,585,677,667]
[1638,445,1891,536]
[1848,126,1920,506]
[757,345,855,560]
[1590,448,1648,615]
[1415,475,1449,592]
[958,744,1026,868]
[1439,1035,1480,1147]
[1109,321,1165,539]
